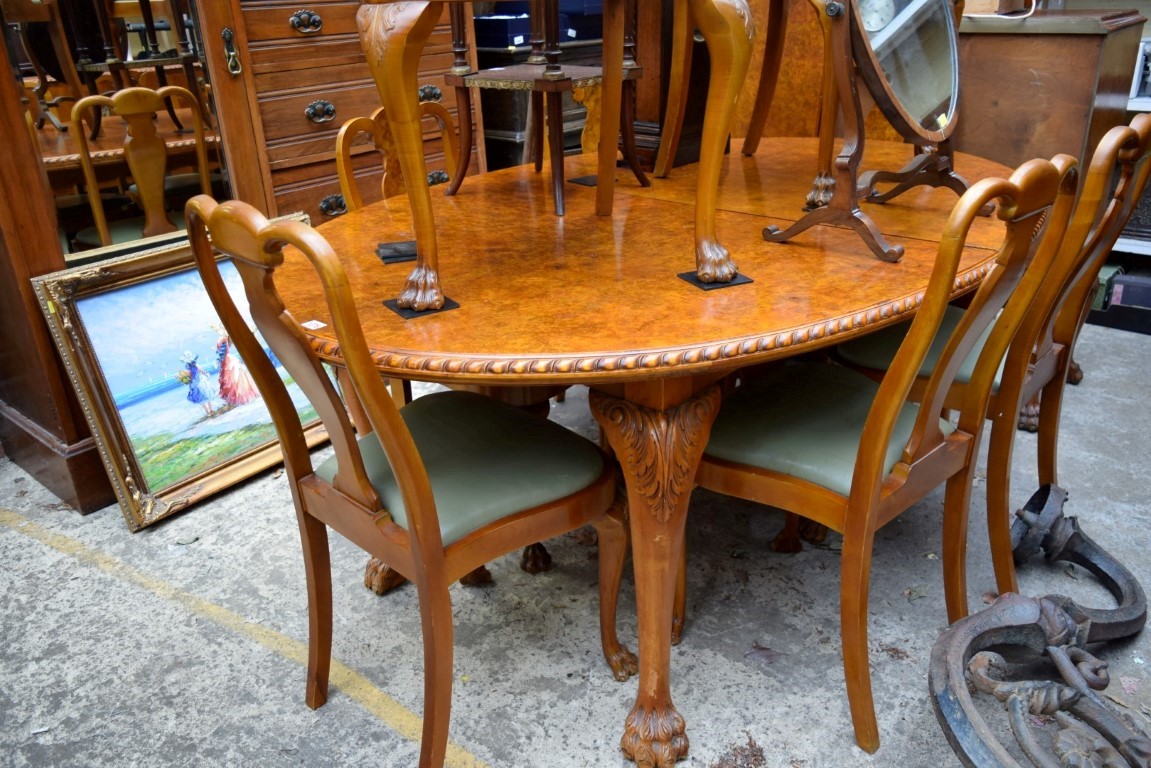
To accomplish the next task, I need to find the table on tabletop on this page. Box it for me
[356,0,755,309]
[38,108,219,191]
[283,136,1009,766]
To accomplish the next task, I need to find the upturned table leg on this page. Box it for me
[686,0,755,283]
[589,384,722,767]
[595,0,625,216]
[357,1,445,310]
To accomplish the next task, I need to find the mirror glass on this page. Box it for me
[854,0,957,139]
[2,0,230,262]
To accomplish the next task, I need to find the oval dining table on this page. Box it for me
[278,136,1009,766]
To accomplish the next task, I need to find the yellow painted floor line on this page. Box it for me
[0,507,489,768]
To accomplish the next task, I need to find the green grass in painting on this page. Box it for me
[133,405,320,489]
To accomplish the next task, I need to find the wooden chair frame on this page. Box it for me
[691,155,1079,753]
[186,196,635,767]
[70,84,209,246]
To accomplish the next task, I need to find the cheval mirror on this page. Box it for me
[764,0,966,262]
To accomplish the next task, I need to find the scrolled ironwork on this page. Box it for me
[930,484,1149,767]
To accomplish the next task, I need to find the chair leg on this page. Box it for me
[985,413,1019,596]
[839,526,879,753]
[593,499,639,681]
[652,0,693,178]
[741,0,788,157]
[298,511,333,709]
[942,469,975,623]
[1036,377,1066,488]
[619,81,651,188]
[771,512,803,553]
[446,85,472,196]
[530,91,545,172]
[417,578,456,768]
[546,91,566,216]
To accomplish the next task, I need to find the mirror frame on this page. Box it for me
[850,0,960,146]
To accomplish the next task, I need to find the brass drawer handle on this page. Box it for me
[289,9,324,34]
[418,84,442,103]
[305,99,336,123]
[319,194,347,216]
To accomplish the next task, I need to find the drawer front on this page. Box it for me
[244,6,452,74]
[272,152,460,222]
[241,2,361,44]
[262,74,461,167]
[259,81,384,144]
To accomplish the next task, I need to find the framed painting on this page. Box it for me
[33,225,329,531]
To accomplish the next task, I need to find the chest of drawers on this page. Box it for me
[196,0,478,223]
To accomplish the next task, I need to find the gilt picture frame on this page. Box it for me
[32,223,329,531]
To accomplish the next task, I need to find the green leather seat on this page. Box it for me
[705,363,954,497]
[316,390,605,546]
[73,211,187,251]
[836,305,1003,391]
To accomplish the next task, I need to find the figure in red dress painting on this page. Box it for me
[213,326,261,407]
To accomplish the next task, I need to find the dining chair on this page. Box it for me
[834,114,1151,598]
[185,195,635,767]
[686,154,1079,753]
[335,102,459,212]
[336,106,572,593]
[70,85,211,249]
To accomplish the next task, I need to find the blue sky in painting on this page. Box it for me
[74,261,251,399]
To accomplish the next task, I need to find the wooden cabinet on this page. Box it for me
[952,9,1144,171]
[195,0,479,223]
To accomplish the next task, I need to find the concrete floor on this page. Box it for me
[2,322,1150,767]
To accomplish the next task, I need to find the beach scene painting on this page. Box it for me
[74,259,320,494]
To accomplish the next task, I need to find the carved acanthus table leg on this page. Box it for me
[357,1,444,311]
[589,383,722,767]
[687,0,754,283]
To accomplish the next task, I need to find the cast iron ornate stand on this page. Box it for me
[930,484,1150,767]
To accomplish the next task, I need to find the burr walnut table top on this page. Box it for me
[283,137,1009,387]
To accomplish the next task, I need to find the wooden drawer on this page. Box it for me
[272,151,460,222]
[244,7,452,74]
[259,80,383,143]
[261,72,462,165]
[241,2,361,44]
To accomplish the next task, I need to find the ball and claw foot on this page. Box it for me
[520,543,553,574]
[364,557,408,595]
[1018,399,1041,432]
[621,704,689,767]
[695,239,738,284]
[459,564,494,586]
[770,516,829,553]
[606,646,639,681]
[1068,358,1083,385]
[396,264,444,311]
[805,172,835,210]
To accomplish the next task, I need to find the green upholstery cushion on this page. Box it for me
[315,390,604,546]
[73,211,187,249]
[836,305,1002,389]
[705,363,954,498]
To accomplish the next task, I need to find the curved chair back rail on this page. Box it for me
[835,114,1151,598]
[185,195,627,767]
[690,154,1079,754]
[335,102,459,212]
[70,85,211,246]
